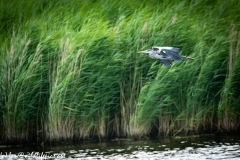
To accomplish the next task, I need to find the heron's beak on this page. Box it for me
[138,50,149,54]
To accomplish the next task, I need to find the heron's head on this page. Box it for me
[138,49,152,54]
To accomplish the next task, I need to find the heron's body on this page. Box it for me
[139,46,194,67]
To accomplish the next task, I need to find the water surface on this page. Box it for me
[0,135,240,159]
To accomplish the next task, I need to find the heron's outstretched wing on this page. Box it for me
[161,49,182,62]
[160,59,172,67]
[161,47,180,52]
[152,46,180,52]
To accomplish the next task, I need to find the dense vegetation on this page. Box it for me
[0,0,240,144]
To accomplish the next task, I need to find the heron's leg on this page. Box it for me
[182,56,194,60]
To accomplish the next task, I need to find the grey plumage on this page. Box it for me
[139,46,194,67]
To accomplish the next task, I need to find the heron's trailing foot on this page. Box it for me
[186,57,194,60]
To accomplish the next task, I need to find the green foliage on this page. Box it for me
[0,0,240,143]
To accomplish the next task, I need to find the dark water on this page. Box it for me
[0,135,240,159]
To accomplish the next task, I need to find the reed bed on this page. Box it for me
[0,0,240,143]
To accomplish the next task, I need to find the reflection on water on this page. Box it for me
[0,135,240,159]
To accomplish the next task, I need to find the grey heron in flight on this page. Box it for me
[139,46,194,67]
